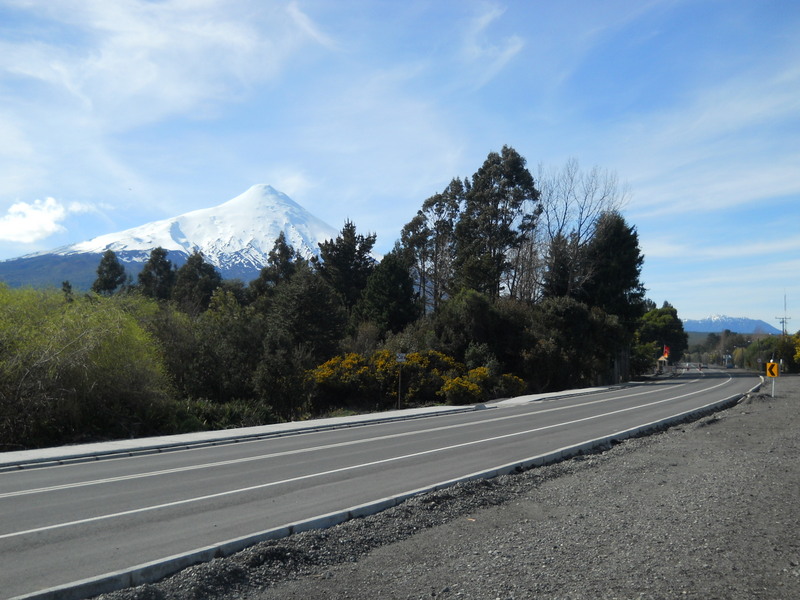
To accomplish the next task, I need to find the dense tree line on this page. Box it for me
[1,147,697,450]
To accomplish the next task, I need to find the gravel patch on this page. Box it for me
[98,375,800,600]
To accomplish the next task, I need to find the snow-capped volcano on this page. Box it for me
[0,185,340,288]
[58,184,337,272]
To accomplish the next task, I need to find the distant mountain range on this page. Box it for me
[0,185,339,289]
[682,315,781,335]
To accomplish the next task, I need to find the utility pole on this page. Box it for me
[774,294,791,377]
[776,293,791,336]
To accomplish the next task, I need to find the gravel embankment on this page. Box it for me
[99,375,800,600]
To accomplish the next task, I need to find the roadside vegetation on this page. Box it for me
[5,147,785,451]
[685,329,799,371]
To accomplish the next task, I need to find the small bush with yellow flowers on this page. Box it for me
[308,349,527,412]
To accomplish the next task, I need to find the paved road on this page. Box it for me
[0,369,760,599]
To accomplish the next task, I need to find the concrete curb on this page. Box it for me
[5,373,695,470]
[11,379,760,600]
[0,405,481,472]
[2,384,631,472]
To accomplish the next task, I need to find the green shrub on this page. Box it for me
[494,373,527,398]
[181,398,279,431]
[0,286,174,448]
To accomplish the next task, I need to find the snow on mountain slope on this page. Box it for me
[54,184,338,272]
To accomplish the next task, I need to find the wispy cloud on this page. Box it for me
[0,0,331,130]
[621,61,800,218]
[643,235,800,262]
[286,1,338,50]
[0,0,344,216]
[460,3,524,87]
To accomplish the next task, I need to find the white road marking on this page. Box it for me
[0,380,694,499]
[0,376,733,540]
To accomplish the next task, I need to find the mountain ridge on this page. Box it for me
[682,315,780,335]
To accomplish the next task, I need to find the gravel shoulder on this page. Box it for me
[100,374,800,600]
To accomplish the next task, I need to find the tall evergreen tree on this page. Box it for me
[61,280,74,303]
[581,211,646,332]
[138,247,175,301]
[249,232,305,302]
[453,146,540,299]
[92,249,127,296]
[171,250,222,314]
[253,262,347,418]
[541,233,575,299]
[266,262,347,363]
[355,249,419,336]
[637,302,688,363]
[313,220,376,311]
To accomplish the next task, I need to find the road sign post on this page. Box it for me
[766,361,779,397]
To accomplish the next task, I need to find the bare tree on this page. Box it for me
[539,158,627,243]
[534,158,630,300]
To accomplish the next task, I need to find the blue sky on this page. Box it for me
[1,0,798,326]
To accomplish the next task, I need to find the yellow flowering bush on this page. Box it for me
[400,350,464,406]
[439,369,487,405]
[309,349,467,410]
[496,373,527,398]
[308,349,526,411]
[308,353,381,412]
[439,366,525,405]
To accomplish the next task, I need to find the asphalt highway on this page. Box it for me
[0,369,760,599]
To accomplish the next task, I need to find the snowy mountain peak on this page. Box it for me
[0,185,341,288]
[217,184,303,218]
[56,185,339,273]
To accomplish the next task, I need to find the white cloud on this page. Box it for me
[0,198,94,243]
